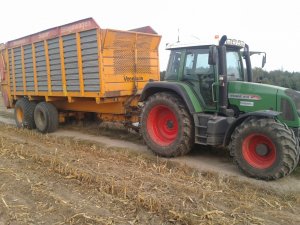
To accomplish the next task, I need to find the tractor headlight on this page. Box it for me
[225,39,245,47]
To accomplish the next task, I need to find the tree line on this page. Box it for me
[252,68,300,91]
[160,69,300,91]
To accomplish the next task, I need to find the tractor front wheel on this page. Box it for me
[140,92,194,157]
[229,118,299,180]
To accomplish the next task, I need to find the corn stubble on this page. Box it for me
[0,123,299,225]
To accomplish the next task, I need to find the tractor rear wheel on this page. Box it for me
[14,98,36,129]
[229,117,299,180]
[34,102,59,133]
[140,92,194,157]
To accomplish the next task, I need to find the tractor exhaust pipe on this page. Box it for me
[218,36,228,115]
[244,44,253,82]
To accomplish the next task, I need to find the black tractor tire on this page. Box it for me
[229,117,299,180]
[140,92,194,157]
[34,102,59,133]
[14,98,36,129]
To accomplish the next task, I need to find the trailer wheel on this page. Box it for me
[140,92,194,157]
[229,117,299,180]
[34,102,58,133]
[14,98,36,129]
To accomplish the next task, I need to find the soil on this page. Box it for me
[0,97,300,224]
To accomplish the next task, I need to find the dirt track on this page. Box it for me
[1,113,299,194]
[0,100,300,224]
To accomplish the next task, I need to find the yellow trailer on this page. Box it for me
[0,18,160,132]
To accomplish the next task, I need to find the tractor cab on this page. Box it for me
[164,35,265,114]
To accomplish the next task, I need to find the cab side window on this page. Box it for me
[183,49,215,108]
[195,53,213,75]
[165,50,182,80]
[184,53,195,76]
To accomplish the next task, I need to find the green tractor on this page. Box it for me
[140,35,300,180]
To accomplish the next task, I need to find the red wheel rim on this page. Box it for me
[242,133,276,169]
[147,105,178,146]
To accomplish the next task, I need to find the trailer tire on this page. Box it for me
[14,98,36,129]
[229,117,299,180]
[140,92,194,157]
[34,102,58,133]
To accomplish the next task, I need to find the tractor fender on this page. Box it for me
[223,110,282,146]
[139,82,196,113]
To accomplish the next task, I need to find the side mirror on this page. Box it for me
[208,45,217,65]
[249,51,267,68]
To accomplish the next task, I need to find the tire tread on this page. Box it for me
[34,102,58,133]
[14,98,36,129]
[229,118,299,180]
[140,92,194,157]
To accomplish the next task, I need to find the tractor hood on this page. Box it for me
[284,88,300,115]
[227,81,286,113]
[228,81,300,127]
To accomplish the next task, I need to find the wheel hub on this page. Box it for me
[255,144,269,156]
[166,120,174,129]
[146,104,179,146]
[242,133,276,169]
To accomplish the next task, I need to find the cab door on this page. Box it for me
[182,48,218,111]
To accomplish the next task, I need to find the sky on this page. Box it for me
[1,0,299,72]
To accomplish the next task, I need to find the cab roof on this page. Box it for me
[166,38,245,50]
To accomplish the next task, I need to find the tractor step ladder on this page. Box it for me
[194,113,212,145]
